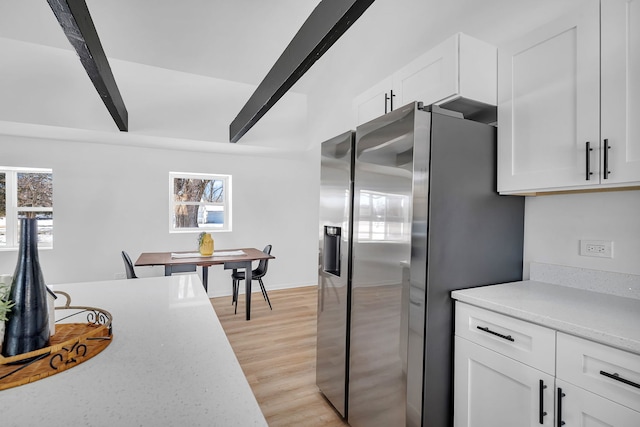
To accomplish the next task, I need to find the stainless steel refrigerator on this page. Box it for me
[316,130,355,418]
[317,102,525,427]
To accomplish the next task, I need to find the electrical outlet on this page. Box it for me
[579,240,613,258]
[114,272,126,279]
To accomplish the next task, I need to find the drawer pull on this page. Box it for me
[476,326,515,342]
[600,370,640,389]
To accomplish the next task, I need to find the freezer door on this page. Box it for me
[349,103,425,427]
[317,131,355,417]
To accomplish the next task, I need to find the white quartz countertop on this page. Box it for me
[452,280,640,355]
[0,274,267,427]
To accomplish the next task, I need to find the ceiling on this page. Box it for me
[0,0,585,146]
[0,0,322,87]
[0,0,584,94]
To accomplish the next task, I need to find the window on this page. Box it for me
[356,190,410,242]
[0,167,54,249]
[169,172,232,233]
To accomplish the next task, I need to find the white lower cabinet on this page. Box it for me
[454,302,640,427]
[454,336,554,426]
[556,379,640,427]
[556,332,640,426]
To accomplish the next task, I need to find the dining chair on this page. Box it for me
[231,245,272,314]
[121,251,138,279]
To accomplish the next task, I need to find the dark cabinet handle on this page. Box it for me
[476,326,515,342]
[600,370,640,389]
[585,141,594,180]
[384,90,397,114]
[603,139,611,179]
[539,380,547,424]
[557,388,566,426]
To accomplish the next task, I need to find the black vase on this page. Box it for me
[2,218,50,357]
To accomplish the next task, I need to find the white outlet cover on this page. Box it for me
[579,239,614,258]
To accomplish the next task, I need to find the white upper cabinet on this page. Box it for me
[497,0,600,193]
[392,33,497,109]
[498,0,640,194]
[352,76,394,127]
[601,0,640,184]
[353,33,497,126]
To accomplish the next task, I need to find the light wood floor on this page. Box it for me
[211,286,350,427]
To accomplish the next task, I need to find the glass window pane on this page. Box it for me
[0,172,5,217]
[173,178,205,203]
[170,172,231,233]
[17,173,53,208]
[17,211,53,247]
[173,178,225,203]
[0,173,5,246]
[203,207,225,225]
[202,180,224,203]
[173,204,201,228]
[173,204,225,229]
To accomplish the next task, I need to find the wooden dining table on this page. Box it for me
[135,247,274,320]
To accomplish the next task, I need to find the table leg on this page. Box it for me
[164,265,172,276]
[202,266,209,292]
[244,262,252,321]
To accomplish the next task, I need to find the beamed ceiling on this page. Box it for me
[0,0,584,143]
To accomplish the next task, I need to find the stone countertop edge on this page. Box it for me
[452,280,640,355]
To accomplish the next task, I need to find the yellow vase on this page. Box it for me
[199,233,214,256]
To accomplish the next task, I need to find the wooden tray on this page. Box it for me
[0,294,113,391]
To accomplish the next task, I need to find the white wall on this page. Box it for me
[523,191,640,277]
[0,132,319,297]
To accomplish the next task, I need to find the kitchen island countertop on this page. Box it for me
[0,274,267,427]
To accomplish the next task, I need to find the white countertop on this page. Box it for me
[452,280,640,355]
[0,274,267,427]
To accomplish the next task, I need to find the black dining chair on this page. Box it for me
[231,245,272,314]
[121,251,138,279]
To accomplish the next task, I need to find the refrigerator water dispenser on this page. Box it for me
[323,226,341,276]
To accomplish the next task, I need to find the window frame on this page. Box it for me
[0,166,54,250]
[169,171,232,234]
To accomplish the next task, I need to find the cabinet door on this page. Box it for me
[353,76,393,125]
[557,380,640,426]
[498,0,600,193]
[392,34,458,108]
[601,0,640,184]
[454,336,555,427]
